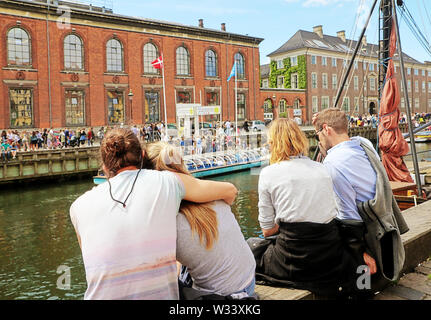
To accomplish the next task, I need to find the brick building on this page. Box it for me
[0,0,263,130]
[261,25,431,125]
[259,64,307,124]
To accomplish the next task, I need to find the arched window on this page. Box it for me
[64,34,84,70]
[234,52,245,79]
[143,42,158,74]
[106,38,123,72]
[294,98,300,109]
[176,46,190,76]
[205,49,217,77]
[263,99,272,114]
[279,99,287,114]
[7,27,31,66]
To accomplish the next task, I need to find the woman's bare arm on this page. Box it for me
[175,173,238,205]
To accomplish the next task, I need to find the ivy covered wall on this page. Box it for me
[268,55,307,90]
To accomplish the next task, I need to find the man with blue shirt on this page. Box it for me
[313,108,377,275]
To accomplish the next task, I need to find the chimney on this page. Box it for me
[337,30,346,42]
[199,19,204,28]
[362,35,367,46]
[221,23,226,31]
[313,25,323,38]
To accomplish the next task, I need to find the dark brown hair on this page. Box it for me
[101,128,144,178]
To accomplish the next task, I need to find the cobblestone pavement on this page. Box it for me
[373,259,431,300]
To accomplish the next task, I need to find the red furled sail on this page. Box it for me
[378,18,413,183]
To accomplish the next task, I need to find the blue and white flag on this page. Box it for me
[227,62,236,82]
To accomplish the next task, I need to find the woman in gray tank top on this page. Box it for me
[144,142,256,299]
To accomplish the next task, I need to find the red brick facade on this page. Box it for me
[0,1,263,129]
[259,89,307,123]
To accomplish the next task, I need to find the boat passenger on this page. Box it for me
[248,119,358,297]
[144,142,256,300]
[69,128,238,300]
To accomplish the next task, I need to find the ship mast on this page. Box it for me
[390,0,423,195]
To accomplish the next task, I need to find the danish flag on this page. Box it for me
[151,56,164,69]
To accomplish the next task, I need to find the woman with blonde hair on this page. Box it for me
[248,119,357,297]
[144,141,256,299]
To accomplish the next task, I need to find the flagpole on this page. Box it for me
[162,53,168,134]
[235,63,238,150]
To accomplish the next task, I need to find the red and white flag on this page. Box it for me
[151,56,164,69]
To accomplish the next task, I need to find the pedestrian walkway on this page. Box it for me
[373,259,431,300]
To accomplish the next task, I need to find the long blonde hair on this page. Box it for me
[145,142,218,250]
[268,119,309,164]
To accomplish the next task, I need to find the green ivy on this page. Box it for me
[279,112,288,118]
[268,55,307,90]
[269,61,278,88]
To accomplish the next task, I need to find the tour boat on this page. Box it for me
[93,148,269,184]
[405,131,431,143]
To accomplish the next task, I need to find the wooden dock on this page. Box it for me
[0,147,100,185]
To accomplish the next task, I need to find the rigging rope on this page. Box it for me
[398,3,431,57]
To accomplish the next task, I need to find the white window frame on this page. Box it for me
[342,97,350,112]
[277,75,284,88]
[311,72,318,89]
[322,73,328,89]
[370,78,376,91]
[332,74,337,90]
[354,76,359,91]
[277,60,284,69]
[321,96,329,110]
[291,73,298,89]
[312,96,318,113]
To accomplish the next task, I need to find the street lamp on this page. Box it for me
[128,89,134,125]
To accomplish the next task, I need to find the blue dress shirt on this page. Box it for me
[323,137,378,221]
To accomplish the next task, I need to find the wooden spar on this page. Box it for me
[333,0,379,108]
[402,120,431,138]
[391,0,423,195]
[314,0,379,161]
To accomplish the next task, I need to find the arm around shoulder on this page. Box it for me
[175,173,238,205]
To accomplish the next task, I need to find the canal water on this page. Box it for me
[0,170,263,300]
[1,141,430,300]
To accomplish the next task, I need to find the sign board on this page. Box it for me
[197,106,221,116]
[264,112,273,120]
[293,109,302,116]
[176,103,201,117]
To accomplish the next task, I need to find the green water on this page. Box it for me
[0,171,262,300]
[2,141,430,300]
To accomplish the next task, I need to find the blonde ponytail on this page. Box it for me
[145,142,219,249]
